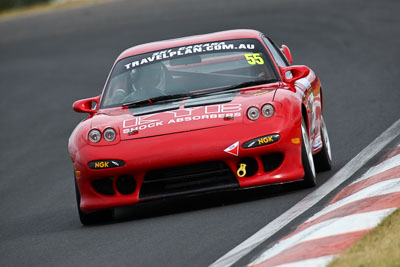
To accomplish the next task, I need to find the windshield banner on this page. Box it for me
[123,40,257,71]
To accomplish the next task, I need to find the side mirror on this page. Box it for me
[72,95,101,115]
[279,65,310,83]
[280,44,293,64]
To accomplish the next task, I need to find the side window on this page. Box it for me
[262,36,289,67]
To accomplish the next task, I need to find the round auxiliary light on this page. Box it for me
[103,128,116,142]
[247,107,260,121]
[261,104,275,118]
[88,129,101,143]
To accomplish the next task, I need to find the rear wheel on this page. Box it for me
[301,118,317,187]
[314,115,332,172]
[74,178,114,225]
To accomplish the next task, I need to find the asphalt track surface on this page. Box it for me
[0,0,399,266]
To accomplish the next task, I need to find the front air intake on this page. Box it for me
[140,161,238,200]
[91,178,115,195]
[116,175,136,195]
[261,153,284,172]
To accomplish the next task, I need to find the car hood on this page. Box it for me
[91,84,279,140]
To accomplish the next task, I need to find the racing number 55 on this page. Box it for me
[245,53,264,65]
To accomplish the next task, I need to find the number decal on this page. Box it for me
[245,54,256,65]
[245,53,264,65]
[254,53,264,64]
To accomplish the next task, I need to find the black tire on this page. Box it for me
[314,115,332,172]
[74,178,114,225]
[301,118,317,187]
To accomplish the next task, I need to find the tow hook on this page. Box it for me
[237,163,247,177]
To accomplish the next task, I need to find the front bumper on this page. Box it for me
[73,115,304,211]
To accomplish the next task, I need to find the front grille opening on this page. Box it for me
[261,153,284,172]
[237,157,258,177]
[116,175,136,195]
[92,178,115,195]
[140,161,238,199]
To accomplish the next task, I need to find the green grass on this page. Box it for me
[0,0,108,18]
[0,0,51,12]
[328,208,400,267]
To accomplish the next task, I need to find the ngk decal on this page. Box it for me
[122,104,242,134]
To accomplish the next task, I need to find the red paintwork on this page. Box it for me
[280,45,293,64]
[69,29,324,212]
[72,95,100,115]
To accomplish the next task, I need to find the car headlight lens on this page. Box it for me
[103,128,116,142]
[88,129,101,143]
[261,104,275,118]
[247,107,260,121]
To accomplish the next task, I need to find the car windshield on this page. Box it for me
[100,38,279,108]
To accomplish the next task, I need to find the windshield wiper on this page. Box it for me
[122,93,188,108]
[222,79,279,90]
[189,79,279,98]
[122,79,279,108]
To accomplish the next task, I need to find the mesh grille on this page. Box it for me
[140,161,238,200]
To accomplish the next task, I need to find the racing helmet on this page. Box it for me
[130,63,166,92]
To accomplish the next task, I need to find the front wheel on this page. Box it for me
[301,119,317,187]
[314,115,332,172]
[74,178,114,225]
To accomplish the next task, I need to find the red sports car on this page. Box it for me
[69,29,332,224]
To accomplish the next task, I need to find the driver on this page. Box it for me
[129,62,166,100]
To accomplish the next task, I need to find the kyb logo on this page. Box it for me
[123,115,162,128]
[122,104,242,134]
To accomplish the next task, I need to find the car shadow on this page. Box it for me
[108,180,306,225]
[0,180,309,241]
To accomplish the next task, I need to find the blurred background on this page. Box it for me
[0,0,50,11]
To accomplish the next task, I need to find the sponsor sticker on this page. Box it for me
[313,135,323,150]
[123,42,256,70]
[88,160,125,169]
[224,141,239,156]
[242,134,280,149]
[122,104,242,134]
[244,53,264,65]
